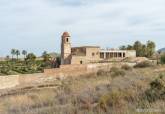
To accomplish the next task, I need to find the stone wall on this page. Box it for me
[71,47,100,64]
[0,62,136,90]
[44,62,135,77]
[0,74,48,90]
[86,47,100,61]
[19,73,46,85]
[44,64,88,77]
[0,75,19,89]
[71,56,87,64]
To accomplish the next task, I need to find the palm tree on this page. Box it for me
[11,49,16,60]
[5,55,10,64]
[42,51,47,57]
[22,50,27,60]
[44,53,51,62]
[15,50,20,60]
[42,51,51,62]
[146,40,156,57]
[133,41,142,57]
[26,53,36,61]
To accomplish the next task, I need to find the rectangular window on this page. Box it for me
[123,53,125,57]
[100,53,104,58]
[92,53,95,56]
[106,53,109,59]
[110,53,113,58]
[119,53,122,57]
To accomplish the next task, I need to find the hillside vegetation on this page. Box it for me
[0,60,45,75]
[0,50,60,76]
[0,65,165,114]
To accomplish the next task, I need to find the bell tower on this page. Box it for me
[61,32,71,65]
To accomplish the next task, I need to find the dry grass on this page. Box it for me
[121,64,133,71]
[0,65,165,114]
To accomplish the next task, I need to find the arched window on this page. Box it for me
[66,38,69,42]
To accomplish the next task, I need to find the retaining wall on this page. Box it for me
[0,75,19,89]
[44,62,136,77]
[0,62,136,90]
[0,74,46,90]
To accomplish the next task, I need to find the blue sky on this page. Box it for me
[0,0,165,56]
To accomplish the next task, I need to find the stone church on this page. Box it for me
[61,32,136,65]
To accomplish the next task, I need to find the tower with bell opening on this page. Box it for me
[61,32,71,65]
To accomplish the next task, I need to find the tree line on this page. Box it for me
[10,49,28,60]
[119,40,156,58]
[9,49,58,62]
[0,49,61,75]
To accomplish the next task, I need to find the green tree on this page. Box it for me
[119,45,126,50]
[118,40,156,57]
[42,51,51,62]
[42,51,47,56]
[25,53,36,62]
[127,45,133,50]
[5,55,10,64]
[11,49,16,60]
[160,53,165,64]
[141,44,147,57]
[56,56,61,67]
[44,54,51,62]
[133,41,143,57]
[146,40,156,57]
[22,50,27,60]
[15,50,20,60]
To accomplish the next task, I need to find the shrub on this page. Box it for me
[134,61,153,68]
[97,67,125,78]
[99,90,126,111]
[0,66,13,75]
[41,61,52,69]
[97,70,110,76]
[144,74,165,102]
[121,64,132,71]
[110,67,125,78]
[160,54,165,64]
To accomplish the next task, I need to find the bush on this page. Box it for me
[41,61,52,68]
[0,66,11,75]
[99,90,126,111]
[160,54,165,64]
[97,70,110,76]
[110,67,125,78]
[144,74,165,102]
[96,67,125,78]
[121,64,132,71]
[134,61,153,68]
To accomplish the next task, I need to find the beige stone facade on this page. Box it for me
[61,32,72,64]
[61,32,136,65]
